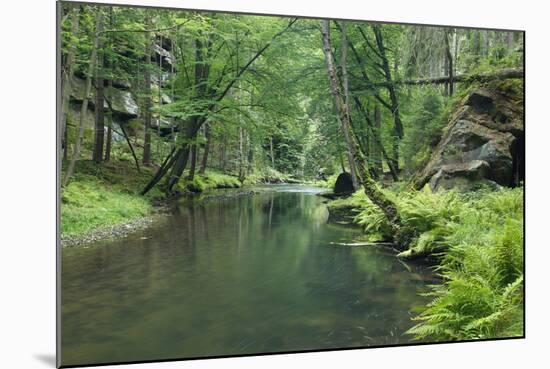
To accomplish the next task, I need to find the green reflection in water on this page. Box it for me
[61,186,435,366]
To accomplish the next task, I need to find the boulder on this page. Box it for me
[105,86,139,119]
[69,76,139,119]
[112,79,131,90]
[412,81,524,191]
[428,160,500,191]
[334,172,355,194]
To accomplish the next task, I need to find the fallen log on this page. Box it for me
[355,68,523,89]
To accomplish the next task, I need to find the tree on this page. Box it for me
[142,13,153,166]
[371,24,403,171]
[63,8,101,186]
[339,22,359,190]
[60,6,80,162]
[92,7,105,163]
[321,19,408,246]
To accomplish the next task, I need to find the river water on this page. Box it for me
[61,185,436,366]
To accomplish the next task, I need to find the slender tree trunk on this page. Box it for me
[320,22,357,185]
[372,25,403,171]
[453,29,459,78]
[321,20,408,247]
[374,105,384,176]
[63,121,69,162]
[165,119,200,192]
[119,122,140,172]
[187,144,197,180]
[352,96,398,181]
[340,22,359,190]
[142,14,152,166]
[220,137,226,171]
[104,7,114,162]
[269,136,275,167]
[507,31,514,49]
[246,132,253,175]
[62,9,100,186]
[141,20,297,195]
[60,7,80,162]
[363,68,524,88]
[92,9,105,163]
[444,29,454,96]
[157,34,163,157]
[238,126,245,181]
[199,122,210,174]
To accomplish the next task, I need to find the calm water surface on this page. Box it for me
[61,185,436,366]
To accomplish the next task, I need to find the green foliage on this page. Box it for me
[406,188,524,340]
[333,186,524,340]
[402,88,445,172]
[243,166,296,185]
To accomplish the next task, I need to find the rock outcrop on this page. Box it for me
[334,172,355,194]
[412,81,524,191]
[65,34,177,138]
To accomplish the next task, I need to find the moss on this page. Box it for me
[176,171,242,193]
[61,179,151,235]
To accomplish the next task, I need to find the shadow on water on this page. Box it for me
[60,185,436,366]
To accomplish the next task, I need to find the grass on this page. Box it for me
[61,161,247,235]
[61,178,151,235]
[327,185,524,341]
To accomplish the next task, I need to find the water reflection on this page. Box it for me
[61,186,435,366]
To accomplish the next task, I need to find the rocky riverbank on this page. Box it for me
[61,187,264,248]
[61,215,161,247]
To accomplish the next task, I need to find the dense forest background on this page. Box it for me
[59,3,523,193]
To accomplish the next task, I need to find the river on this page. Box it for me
[61,185,436,366]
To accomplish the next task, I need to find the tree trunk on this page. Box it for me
[165,119,201,192]
[142,14,152,166]
[340,22,359,190]
[269,136,275,167]
[220,137,226,171]
[92,9,105,163]
[156,34,163,157]
[352,96,398,181]
[119,122,140,173]
[246,132,253,175]
[444,29,454,97]
[104,7,114,162]
[60,7,80,162]
[372,25,403,171]
[321,19,408,247]
[238,126,245,181]
[141,20,297,196]
[320,21,358,187]
[199,122,210,174]
[374,105,384,176]
[360,68,524,88]
[187,144,197,180]
[507,31,515,49]
[62,8,100,186]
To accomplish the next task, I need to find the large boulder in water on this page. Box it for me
[334,172,355,194]
[412,81,524,191]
